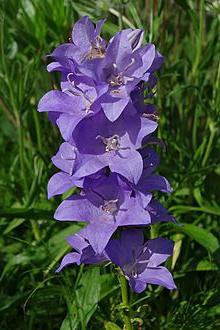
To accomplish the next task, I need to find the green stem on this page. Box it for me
[149,0,154,43]
[201,123,216,167]
[118,271,133,330]
[30,220,40,241]
[118,0,123,30]
[192,0,204,79]
[192,106,198,150]
[33,109,43,152]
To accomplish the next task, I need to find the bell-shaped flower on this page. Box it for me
[56,232,108,272]
[38,73,108,141]
[54,174,152,253]
[79,29,163,121]
[51,16,106,64]
[105,229,176,293]
[70,108,157,184]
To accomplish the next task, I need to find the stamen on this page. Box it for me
[101,199,118,215]
[85,37,106,60]
[123,263,138,278]
[108,58,134,88]
[66,73,93,113]
[142,113,160,121]
[108,74,124,87]
[96,134,120,152]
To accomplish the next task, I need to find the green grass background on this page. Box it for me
[0,0,220,329]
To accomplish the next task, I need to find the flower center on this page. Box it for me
[96,134,120,152]
[86,37,106,60]
[101,199,118,215]
[123,263,138,278]
[142,113,159,121]
[86,46,106,60]
[108,74,124,87]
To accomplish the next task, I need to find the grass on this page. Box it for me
[0,0,220,329]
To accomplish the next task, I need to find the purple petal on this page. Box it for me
[147,199,175,224]
[118,194,151,226]
[38,90,76,114]
[54,196,99,222]
[72,16,94,47]
[147,237,174,267]
[51,43,78,61]
[67,233,89,252]
[101,95,130,122]
[47,61,63,73]
[73,153,109,178]
[110,149,143,184]
[106,229,144,267]
[47,172,75,198]
[106,30,132,70]
[56,252,80,272]
[52,142,76,175]
[95,19,105,36]
[129,44,155,78]
[57,113,85,141]
[129,278,147,293]
[138,175,172,193]
[127,29,144,51]
[80,222,117,254]
[139,266,176,290]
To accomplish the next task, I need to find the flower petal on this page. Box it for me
[56,252,81,272]
[129,278,147,293]
[54,196,100,222]
[80,222,117,254]
[47,172,75,198]
[139,266,176,290]
[110,149,143,184]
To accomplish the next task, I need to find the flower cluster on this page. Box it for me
[38,16,176,293]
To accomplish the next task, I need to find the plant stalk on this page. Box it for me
[118,270,133,330]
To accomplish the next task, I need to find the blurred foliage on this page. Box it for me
[0,0,220,329]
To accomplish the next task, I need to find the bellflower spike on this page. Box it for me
[106,230,176,293]
[38,16,176,298]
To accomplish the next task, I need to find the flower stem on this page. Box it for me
[118,270,133,330]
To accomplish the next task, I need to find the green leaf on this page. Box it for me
[105,322,121,330]
[196,259,218,271]
[3,218,25,234]
[61,268,117,330]
[44,224,83,276]
[173,223,219,253]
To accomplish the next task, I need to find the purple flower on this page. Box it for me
[106,229,176,293]
[147,199,175,224]
[38,74,108,141]
[45,18,163,123]
[51,16,106,64]
[77,30,163,121]
[70,109,157,184]
[54,173,152,253]
[56,231,108,272]
[136,147,172,194]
